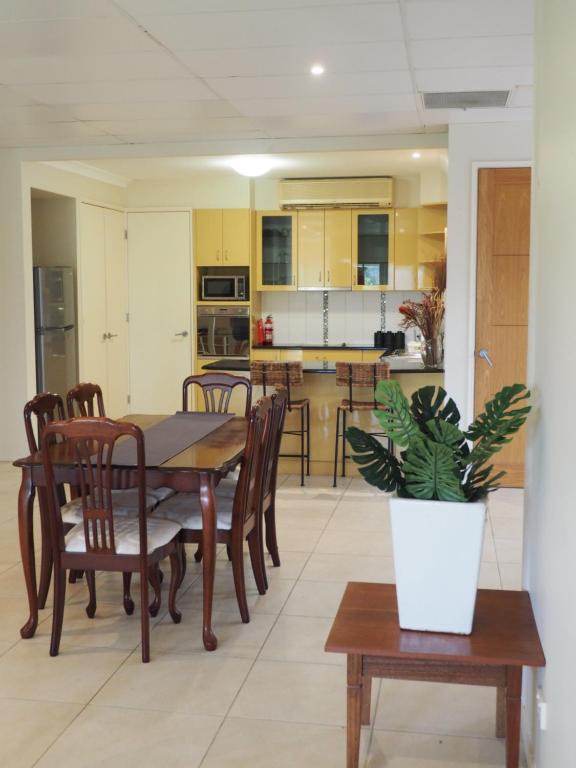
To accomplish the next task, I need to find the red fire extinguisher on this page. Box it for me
[264,315,274,346]
[256,318,265,345]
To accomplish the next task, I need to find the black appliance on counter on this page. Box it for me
[374,330,405,354]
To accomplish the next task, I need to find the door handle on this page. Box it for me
[106,333,118,339]
[479,348,494,368]
[174,331,189,337]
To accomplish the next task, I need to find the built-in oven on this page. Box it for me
[197,305,250,358]
[200,274,247,301]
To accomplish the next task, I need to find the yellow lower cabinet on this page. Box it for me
[361,350,385,362]
[251,349,280,362]
[302,349,363,363]
[279,349,303,361]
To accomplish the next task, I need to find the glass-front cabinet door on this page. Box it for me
[257,211,297,291]
[352,210,394,290]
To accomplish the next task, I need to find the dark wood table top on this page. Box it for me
[13,413,248,474]
[325,583,545,668]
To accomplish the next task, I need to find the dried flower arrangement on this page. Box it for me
[399,260,446,341]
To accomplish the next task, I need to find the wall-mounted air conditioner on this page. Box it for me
[278,177,393,209]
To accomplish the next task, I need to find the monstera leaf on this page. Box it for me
[464,463,506,501]
[346,426,403,492]
[411,386,461,426]
[425,418,466,448]
[466,384,531,465]
[403,437,465,502]
[373,380,419,448]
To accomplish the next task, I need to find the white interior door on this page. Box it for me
[104,208,129,418]
[78,203,108,391]
[127,211,192,413]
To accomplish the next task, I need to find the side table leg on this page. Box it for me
[361,676,372,726]
[506,667,522,768]
[496,686,506,738]
[18,469,38,639]
[347,655,363,768]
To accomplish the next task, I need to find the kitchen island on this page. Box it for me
[199,352,444,477]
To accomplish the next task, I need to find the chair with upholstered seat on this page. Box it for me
[182,372,252,418]
[333,361,392,487]
[250,361,309,486]
[41,417,183,662]
[150,396,273,623]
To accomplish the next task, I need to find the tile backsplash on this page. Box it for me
[260,291,422,346]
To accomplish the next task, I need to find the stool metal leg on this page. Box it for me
[300,406,305,487]
[341,409,347,478]
[306,402,311,476]
[333,407,341,488]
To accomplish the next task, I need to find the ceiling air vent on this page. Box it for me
[422,91,510,109]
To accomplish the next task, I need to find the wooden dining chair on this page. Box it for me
[150,396,273,623]
[41,417,183,662]
[66,382,105,418]
[182,372,252,418]
[23,393,79,609]
[215,391,288,584]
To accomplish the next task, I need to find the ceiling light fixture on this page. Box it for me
[412,151,421,159]
[228,156,274,177]
[310,63,325,76]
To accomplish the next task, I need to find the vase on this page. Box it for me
[421,336,443,368]
[389,497,487,634]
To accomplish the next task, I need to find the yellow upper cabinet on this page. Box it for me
[194,208,251,267]
[352,209,394,290]
[256,211,298,291]
[394,208,418,291]
[325,209,352,289]
[298,210,325,288]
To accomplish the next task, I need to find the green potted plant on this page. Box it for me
[346,381,531,634]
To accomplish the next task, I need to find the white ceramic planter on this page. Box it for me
[389,496,487,635]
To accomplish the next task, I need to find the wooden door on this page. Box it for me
[103,208,129,418]
[194,209,222,266]
[222,209,250,266]
[78,203,108,387]
[325,209,352,288]
[297,210,324,288]
[475,168,531,487]
[128,212,192,413]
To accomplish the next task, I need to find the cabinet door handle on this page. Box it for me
[292,274,295,286]
[216,250,220,262]
[174,330,189,337]
[327,270,331,283]
[318,271,322,282]
[225,250,229,261]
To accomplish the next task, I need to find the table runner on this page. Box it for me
[112,412,234,467]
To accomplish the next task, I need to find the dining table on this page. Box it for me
[13,412,248,651]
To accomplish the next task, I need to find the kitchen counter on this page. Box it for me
[252,343,389,351]
[201,357,444,374]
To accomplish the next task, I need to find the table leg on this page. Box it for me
[506,667,522,768]
[496,686,506,738]
[347,655,363,768]
[199,472,217,651]
[18,468,38,639]
[361,676,372,725]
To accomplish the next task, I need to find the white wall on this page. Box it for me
[523,2,576,765]
[444,122,532,422]
[126,175,250,208]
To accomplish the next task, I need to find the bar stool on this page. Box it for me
[333,361,392,487]
[250,361,310,486]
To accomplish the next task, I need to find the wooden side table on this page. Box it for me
[325,583,545,768]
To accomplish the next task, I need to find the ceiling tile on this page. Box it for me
[0,120,109,139]
[229,92,417,117]
[117,0,389,12]
[0,52,190,84]
[0,16,155,57]
[207,71,412,101]
[70,100,241,121]
[415,66,533,92]
[13,78,218,104]
[0,133,125,147]
[404,0,533,39]
[0,0,120,21]
[0,85,37,106]
[138,5,403,51]
[90,116,263,137]
[0,104,77,123]
[411,35,533,69]
[256,111,424,138]
[178,41,410,78]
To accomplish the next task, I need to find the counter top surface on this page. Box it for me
[201,357,444,375]
[252,343,389,351]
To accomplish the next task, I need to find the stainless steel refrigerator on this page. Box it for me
[33,266,78,394]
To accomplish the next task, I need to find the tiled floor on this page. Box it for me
[0,462,524,767]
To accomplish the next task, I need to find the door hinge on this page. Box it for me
[124,229,128,240]
[127,394,131,404]
[125,312,130,322]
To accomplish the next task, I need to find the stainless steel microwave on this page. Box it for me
[201,275,247,301]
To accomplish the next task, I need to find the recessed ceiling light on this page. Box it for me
[310,63,325,76]
[412,151,421,159]
[228,156,274,177]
